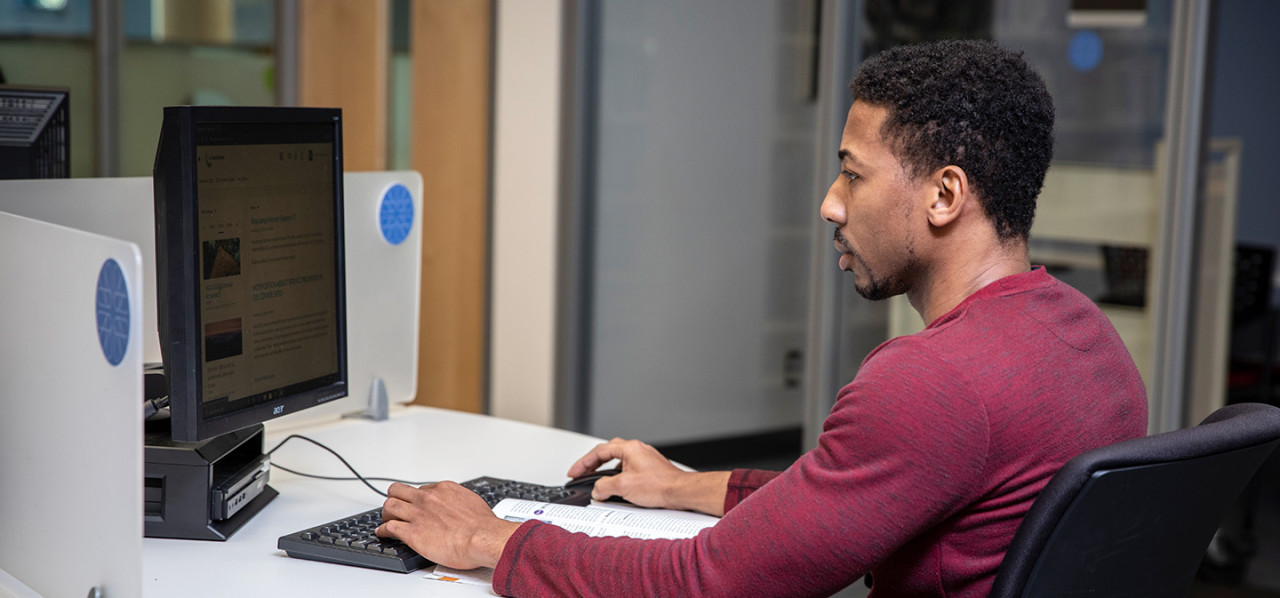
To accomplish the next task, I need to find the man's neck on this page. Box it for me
[906,245,1031,325]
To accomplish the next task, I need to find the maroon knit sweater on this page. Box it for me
[493,268,1148,597]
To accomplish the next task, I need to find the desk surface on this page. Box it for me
[143,406,610,597]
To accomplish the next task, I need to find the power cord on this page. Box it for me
[142,363,170,420]
[265,434,434,498]
[143,396,170,419]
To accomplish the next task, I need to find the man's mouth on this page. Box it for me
[833,229,852,254]
[833,230,858,272]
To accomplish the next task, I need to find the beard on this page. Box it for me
[851,252,911,300]
[836,229,917,301]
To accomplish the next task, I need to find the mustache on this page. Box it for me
[833,229,853,253]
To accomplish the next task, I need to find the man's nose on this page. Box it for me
[819,182,843,224]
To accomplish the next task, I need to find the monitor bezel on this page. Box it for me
[153,105,349,443]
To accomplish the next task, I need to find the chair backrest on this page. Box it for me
[990,402,1280,598]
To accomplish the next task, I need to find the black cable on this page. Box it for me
[270,463,434,487]
[265,434,434,498]
[143,396,170,419]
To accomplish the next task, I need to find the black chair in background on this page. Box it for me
[1098,244,1149,308]
[1095,244,1276,402]
[0,84,70,180]
[1201,244,1279,583]
[1227,244,1276,407]
[989,402,1280,598]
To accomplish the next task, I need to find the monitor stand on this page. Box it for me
[143,419,277,541]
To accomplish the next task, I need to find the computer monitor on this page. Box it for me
[0,85,69,179]
[153,106,348,443]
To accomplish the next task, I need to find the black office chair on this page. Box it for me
[989,402,1280,598]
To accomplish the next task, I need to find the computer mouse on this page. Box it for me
[565,466,623,489]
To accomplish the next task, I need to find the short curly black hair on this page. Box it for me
[851,39,1054,242]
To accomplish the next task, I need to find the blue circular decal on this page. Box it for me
[96,258,130,366]
[379,183,415,246]
[1068,30,1104,72]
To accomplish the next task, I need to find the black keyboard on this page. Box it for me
[277,476,592,573]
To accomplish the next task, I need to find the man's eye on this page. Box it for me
[843,171,858,182]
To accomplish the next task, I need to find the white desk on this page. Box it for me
[143,406,609,596]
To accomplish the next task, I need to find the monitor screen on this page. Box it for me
[154,106,348,443]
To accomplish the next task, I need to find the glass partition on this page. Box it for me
[0,0,96,177]
[873,2,1175,405]
[0,0,279,178]
[580,0,824,444]
[119,0,276,176]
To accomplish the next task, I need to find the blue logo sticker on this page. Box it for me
[1069,30,1104,72]
[379,183,414,246]
[96,258,130,366]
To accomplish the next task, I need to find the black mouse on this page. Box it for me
[565,466,623,489]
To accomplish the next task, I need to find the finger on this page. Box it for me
[590,473,622,501]
[568,439,628,477]
[375,518,405,539]
[381,496,409,521]
[385,481,420,500]
[567,443,612,477]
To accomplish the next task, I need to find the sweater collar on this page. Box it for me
[925,266,1050,329]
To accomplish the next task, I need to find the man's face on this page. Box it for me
[819,101,928,300]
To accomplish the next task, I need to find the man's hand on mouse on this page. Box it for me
[375,481,519,570]
[568,438,732,517]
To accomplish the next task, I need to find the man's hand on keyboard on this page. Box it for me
[376,481,520,570]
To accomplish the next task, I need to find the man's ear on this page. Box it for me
[926,165,969,228]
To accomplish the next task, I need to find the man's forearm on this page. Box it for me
[664,470,732,517]
[473,518,522,569]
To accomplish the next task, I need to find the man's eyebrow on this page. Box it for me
[838,149,861,167]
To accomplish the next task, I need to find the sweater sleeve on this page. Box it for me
[723,468,781,513]
[490,337,992,597]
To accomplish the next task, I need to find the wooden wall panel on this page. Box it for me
[298,0,388,171]
[410,0,492,413]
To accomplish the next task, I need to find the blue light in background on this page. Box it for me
[1069,30,1105,72]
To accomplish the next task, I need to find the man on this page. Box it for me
[376,39,1148,596]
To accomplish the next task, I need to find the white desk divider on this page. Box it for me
[328,171,423,421]
[0,211,143,598]
[0,567,42,598]
[0,177,159,361]
[0,171,422,427]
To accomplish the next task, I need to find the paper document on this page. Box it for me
[424,565,493,586]
[420,500,718,589]
[492,499,716,540]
